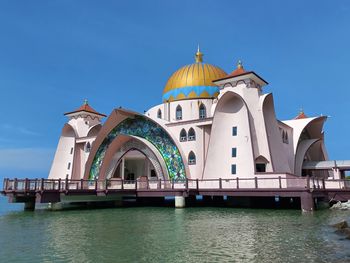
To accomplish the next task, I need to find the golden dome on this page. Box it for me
[162,47,227,102]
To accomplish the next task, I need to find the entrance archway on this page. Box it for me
[86,114,187,180]
[110,149,159,181]
[104,138,166,180]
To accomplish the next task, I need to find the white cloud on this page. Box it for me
[0,148,54,172]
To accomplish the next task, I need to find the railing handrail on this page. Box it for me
[3,176,350,192]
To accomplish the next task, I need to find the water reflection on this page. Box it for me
[1,204,350,262]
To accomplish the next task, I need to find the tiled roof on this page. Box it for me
[64,100,106,117]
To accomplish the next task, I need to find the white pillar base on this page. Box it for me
[175,196,185,208]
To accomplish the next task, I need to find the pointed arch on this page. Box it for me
[180,128,187,142]
[188,151,196,165]
[62,123,77,137]
[85,112,188,180]
[87,124,102,137]
[188,127,196,141]
[199,103,206,119]
[176,105,182,120]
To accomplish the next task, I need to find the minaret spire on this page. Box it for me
[195,45,203,63]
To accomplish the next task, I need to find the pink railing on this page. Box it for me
[3,176,350,192]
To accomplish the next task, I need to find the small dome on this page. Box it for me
[162,48,227,102]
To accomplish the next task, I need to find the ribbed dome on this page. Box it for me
[162,48,227,102]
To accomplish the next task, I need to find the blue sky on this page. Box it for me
[0,0,349,181]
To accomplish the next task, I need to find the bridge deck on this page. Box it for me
[3,177,350,211]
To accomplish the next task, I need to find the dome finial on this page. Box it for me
[237,60,243,69]
[195,45,203,63]
[84,98,88,105]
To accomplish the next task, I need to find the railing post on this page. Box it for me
[121,179,124,190]
[24,178,29,191]
[158,179,161,189]
[135,179,138,190]
[146,177,149,190]
[95,179,98,191]
[185,178,188,190]
[278,176,282,189]
[65,177,68,191]
[80,179,84,190]
[219,178,222,189]
[172,179,174,189]
[58,178,61,190]
[255,177,258,189]
[196,179,199,190]
[105,179,108,190]
[236,177,239,189]
[40,178,44,191]
[14,178,18,191]
[312,177,315,189]
[322,178,325,189]
[306,175,310,190]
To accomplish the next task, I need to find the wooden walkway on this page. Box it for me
[2,177,350,211]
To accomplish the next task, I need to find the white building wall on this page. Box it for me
[204,91,255,179]
[146,99,214,123]
[212,82,272,171]
[49,112,102,180]
[166,123,206,179]
[48,136,75,179]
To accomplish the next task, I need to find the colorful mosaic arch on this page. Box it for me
[89,116,186,180]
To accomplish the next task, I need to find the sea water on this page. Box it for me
[1,197,350,263]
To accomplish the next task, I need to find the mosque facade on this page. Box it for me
[48,48,332,183]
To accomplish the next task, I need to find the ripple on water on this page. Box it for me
[1,201,350,263]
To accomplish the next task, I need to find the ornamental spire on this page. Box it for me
[195,45,203,63]
[237,60,243,69]
[84,98,88,105]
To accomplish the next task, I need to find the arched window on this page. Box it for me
[255,156,268,173]
[180,129,187,142]
[282,130,289,144]
[85,142,91,152]
[188,151,196,165]
[199,104,206,119]
[157,109,162,119]
[188,128,196,141]
[176,105,182,120]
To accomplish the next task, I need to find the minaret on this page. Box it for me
[48,100,106,180]
[64,99,106,138]
[213,60,268,91]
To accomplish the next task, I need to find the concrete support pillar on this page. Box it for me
[24,201,35,211]
[175,196,185,208]
[300,192,314,212]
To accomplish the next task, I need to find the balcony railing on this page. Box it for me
[3,176,350,193]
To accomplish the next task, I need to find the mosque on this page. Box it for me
[48,48,334,184]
